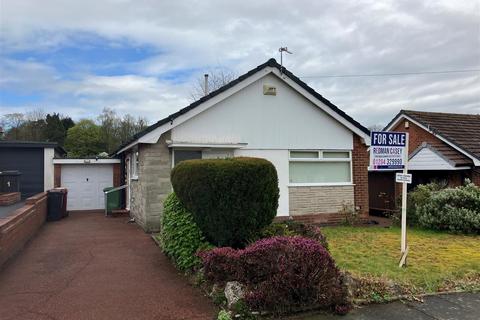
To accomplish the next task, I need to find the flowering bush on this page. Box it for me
[199,236,350,314]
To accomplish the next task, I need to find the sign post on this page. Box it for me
[370,131,410,267]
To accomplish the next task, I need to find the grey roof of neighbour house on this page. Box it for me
[0,140,67,156]
[114,58,370,154]
[386,110,480,162]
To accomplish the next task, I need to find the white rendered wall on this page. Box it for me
[172,73,353,150]
[234,149,289,216]
[44,148,55,191]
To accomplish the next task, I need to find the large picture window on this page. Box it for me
[289,150,352,184]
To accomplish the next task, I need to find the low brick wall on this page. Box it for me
[0,192,21,206]
[0,192,47,268]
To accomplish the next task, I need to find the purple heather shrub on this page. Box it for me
[198,236,351,315]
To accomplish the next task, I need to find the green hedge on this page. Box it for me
[159,193,212,270]
[415,182,480,234]
[171,157,279,248]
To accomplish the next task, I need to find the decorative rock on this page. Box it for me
[224,281,245,309]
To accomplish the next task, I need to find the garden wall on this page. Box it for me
[0,192,47,268]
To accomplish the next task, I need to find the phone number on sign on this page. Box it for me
[372,158,403,166]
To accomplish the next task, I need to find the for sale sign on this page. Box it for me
[370,131,407,170]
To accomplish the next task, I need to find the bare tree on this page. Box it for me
[190,67,237,101]
[368,124,385,132]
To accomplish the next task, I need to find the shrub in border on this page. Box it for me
[199,236,350,315]
[160,193,212,270]
[416,182,480,234]
[171,157,279,247]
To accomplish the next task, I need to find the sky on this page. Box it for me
[0,0,479,127]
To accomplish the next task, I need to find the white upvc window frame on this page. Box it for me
[131,148,139,180]
[288,150,353,186]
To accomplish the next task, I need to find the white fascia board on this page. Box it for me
[386,114,480,166]
[271,69,371,145]
[53,158,121,164]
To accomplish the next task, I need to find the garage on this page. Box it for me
[0,141,64,198]
[53,159,121,211]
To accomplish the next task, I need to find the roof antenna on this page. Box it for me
[278,47,292,75]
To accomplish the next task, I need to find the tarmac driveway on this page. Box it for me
[0,212,216,320]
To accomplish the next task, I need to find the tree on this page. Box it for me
[45,113,67,145]
[190,67,237,101]
[1,113,25,140]
[64,119,104,157]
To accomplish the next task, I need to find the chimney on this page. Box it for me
[204,74,209,96]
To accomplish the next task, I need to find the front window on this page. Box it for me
[131,149,139,179]
[289,150,352,184]
[173,150,202,166]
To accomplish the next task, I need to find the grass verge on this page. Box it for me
[322,226,480,295]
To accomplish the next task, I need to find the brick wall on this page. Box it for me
[392,119,447,151]
[0,192,21,206]
[129,132,172,232]
[289,185,354,216]
[352,135,369,216]
[113,163,121,187]
[0,192,47,268]
[473,168,480,186]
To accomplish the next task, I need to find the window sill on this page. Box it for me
[130,176,139,181]
[288,183,354,187]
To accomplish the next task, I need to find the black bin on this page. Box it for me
[47,188,68,221]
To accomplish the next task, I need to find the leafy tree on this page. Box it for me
[64,119,104,157]
[45,113,67,145]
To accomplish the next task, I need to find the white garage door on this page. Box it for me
[61,164,114,211]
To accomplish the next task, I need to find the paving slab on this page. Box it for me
[0,212,217,320]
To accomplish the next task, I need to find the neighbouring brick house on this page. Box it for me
[369,110,480,214]
[115,59,371,232]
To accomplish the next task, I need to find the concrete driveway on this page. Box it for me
[0,212,216,320]
[0,201,25,218]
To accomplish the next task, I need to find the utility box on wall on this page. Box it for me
[263,84,277,96]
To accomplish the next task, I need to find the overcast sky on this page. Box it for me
[1,0,479,127]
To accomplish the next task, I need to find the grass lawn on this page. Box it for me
[322,226,480,292]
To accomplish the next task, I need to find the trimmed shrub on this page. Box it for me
[160,193,213,270]
[416,182,480,234]
[403,182,446,226]
[171,157,279,248]
[199,236,350,315]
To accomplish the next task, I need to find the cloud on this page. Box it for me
[0,0,479,126]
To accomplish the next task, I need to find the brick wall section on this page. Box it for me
[473,168,480,186]
[54,164,61,187]
[113,163,121,187]
[0,192,47,268]
[392,119,448,152]
[352,134,369,216]
[129,132,172,232]
[289,185,354,216]
[0,192,21,206]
